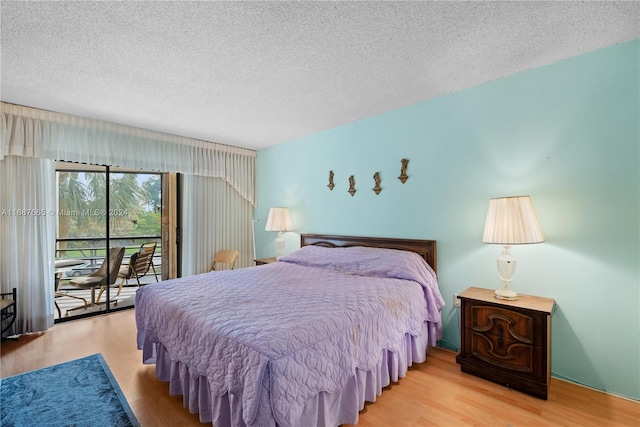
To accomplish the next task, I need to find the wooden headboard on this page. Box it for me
[300,234,437,274]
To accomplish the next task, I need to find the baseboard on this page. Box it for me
[436,340,459,352]
[551,375,640,403]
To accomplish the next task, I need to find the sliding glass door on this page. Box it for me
[54,163,162,321]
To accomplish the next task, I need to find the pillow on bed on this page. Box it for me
[279,245,437,287]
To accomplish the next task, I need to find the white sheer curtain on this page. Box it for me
[182,174,254,276]
[0,156,56,334]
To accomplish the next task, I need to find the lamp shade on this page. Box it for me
[482,196,544,245]
[265,207,292,232]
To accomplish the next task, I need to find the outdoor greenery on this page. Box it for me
[57,171,162,251]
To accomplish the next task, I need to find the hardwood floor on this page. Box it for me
[1,309,638,426]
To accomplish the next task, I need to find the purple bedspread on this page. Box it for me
[136,246,444,426]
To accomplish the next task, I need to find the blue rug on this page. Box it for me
[1,354,140,427]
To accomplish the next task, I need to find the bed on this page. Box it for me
[135,233,445,426]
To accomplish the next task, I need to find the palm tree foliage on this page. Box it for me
[58,172,88,251]
[142,176,161,213]
[57,171,161,246]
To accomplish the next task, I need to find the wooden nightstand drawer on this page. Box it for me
[456,287,555,399]
[470,330,534,373]
[467,305,535,342]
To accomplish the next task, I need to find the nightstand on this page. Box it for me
[456,287,555,399]
[254,257,276,266]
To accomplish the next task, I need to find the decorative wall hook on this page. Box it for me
[372,172,381,195]
[348,175,356,196]
[398,158,409,184]
[327,170,335,190]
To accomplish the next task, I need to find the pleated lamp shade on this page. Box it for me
[265,207,292,232]
[482,196,544,245]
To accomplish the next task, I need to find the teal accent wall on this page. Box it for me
[255,39,640,400]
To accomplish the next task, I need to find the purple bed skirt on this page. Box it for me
[146,321,439,427]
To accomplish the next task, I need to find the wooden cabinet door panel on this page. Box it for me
[470,331,534,373]
[468,306,534,344]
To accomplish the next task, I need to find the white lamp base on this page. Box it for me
[494,284,519,300]
[494,245,519,300]
[275,231,285,259]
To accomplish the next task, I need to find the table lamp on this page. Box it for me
[265,207,292,259]
[482,195,544,300]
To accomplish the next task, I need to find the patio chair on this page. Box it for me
[67,247,125,315]
[210,249,239,271]
[97,242,158,303]
[54,259,88,318]
[55,273,88,318]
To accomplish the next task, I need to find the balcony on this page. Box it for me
[55,237,162,319]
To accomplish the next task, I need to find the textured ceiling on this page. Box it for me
[1,1,638,150]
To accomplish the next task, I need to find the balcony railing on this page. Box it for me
[56,236,162,276]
